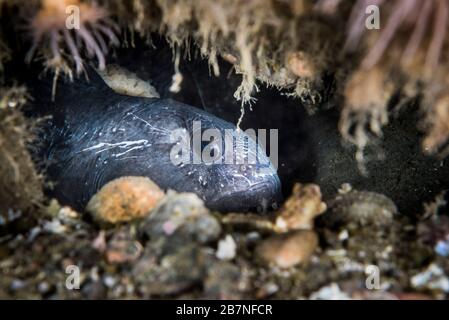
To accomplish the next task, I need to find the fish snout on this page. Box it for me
[208,174,282,213]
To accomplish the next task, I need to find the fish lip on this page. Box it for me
[208,175,283,212]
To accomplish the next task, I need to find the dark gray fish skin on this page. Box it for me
[33,70,282,212]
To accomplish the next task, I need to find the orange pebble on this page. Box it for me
[256,230,318,268]
[87,176,165,224]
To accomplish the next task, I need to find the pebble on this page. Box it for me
[324,188,397,228]
[10,279,26,291]
[216,235,237,261]
[309,283,351,300]
[105,228,143,264]
[103,275,117,288]
[255,282,279,299]
[133,243,210,296]
[220,183,326,234]
[275,183,327,231]
[139,191,221,244]
[352,291,434,300]
[86,176,165,224]
[411,263,449,293]
[37,281,50,294]
[434,240,449,257]
[97,64,160,98]
[203,262,248,299]
[255,230,318,268]
[418,214,449,257]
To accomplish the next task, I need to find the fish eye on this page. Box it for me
[240,164,247,172]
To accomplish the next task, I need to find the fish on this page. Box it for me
[29,68,282,212]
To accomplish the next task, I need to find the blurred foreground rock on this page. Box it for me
[87,176,165,225]
[255,230,318,268]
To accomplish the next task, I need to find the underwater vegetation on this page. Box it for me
[1,0,449,300]
[1,1,449,166]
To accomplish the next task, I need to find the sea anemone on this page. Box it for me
[345,0,448,72]
[25,0,119,76]
[339,64,395,173]
[333,0,449,166]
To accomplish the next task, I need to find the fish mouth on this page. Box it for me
[207,176,283,213]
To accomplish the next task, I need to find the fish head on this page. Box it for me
[169,109,283,213]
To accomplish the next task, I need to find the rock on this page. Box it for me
[309,283,351,300]
[132,191,222,297]
[203,262,248,299]
[105,227,143,264]
[92,231,107,252]
[255,282,279,299]
[392,292,433,300]
[216,235,237,261]
[87,176,165,225]
[139,191,221,244]
[132,243,211,296]
[410,263,449,294]
[97,64,160,98]
[417,202,449,257]
[322,187,397,229]
[255,230,318,268]
[220,184,326,234]
[82,280,107,300]
[275,183,327,232]
[351,290,434,300]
